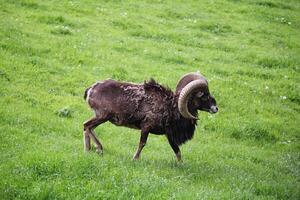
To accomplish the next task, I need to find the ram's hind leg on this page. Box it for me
[83,127,91,152]
[83,117,107,154]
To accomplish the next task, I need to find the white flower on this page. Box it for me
[280,96,287,100]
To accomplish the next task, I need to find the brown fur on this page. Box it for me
[83,78,217,161]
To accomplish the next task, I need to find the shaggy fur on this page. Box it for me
[83,75,217,160]
[144,79,197,145]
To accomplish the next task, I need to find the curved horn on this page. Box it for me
[178,79,208,119]
[175,72,207,94]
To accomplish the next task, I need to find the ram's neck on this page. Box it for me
[165,97,198,146]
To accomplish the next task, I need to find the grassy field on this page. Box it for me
[0,0,299,199]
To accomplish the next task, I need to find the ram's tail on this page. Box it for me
[84,87,91,101]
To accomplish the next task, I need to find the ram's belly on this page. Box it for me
[148,125,165,135]
[109,113,166,135]
[109,114,142,130]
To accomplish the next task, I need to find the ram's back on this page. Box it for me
[85,79,175,132]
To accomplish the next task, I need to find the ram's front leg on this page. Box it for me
[168,140,182,162]
[133,129,149,160]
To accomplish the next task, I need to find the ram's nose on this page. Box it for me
[210,106,218,114]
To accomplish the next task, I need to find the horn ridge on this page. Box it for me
[175,72,207,94]
[178,79,208,119]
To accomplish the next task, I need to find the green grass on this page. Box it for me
[0,0,299,199]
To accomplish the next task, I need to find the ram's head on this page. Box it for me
[176,72,218,119]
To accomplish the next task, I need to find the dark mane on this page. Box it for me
[166,107,197,146]
[144,78,174,97]
[144,78,197,146]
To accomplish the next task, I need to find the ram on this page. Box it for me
[83,72,218,161]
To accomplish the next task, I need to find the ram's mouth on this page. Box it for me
[209,106,218,114]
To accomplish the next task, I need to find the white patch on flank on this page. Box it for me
[86,88,92,103]
[86,81,103,104]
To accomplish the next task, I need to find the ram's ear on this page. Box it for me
[196,91,204,98]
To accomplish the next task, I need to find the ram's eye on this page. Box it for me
[201,96,208,101]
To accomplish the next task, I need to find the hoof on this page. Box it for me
[132,156,140,161]
[84,148,91,153]
[96,148,103,155]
